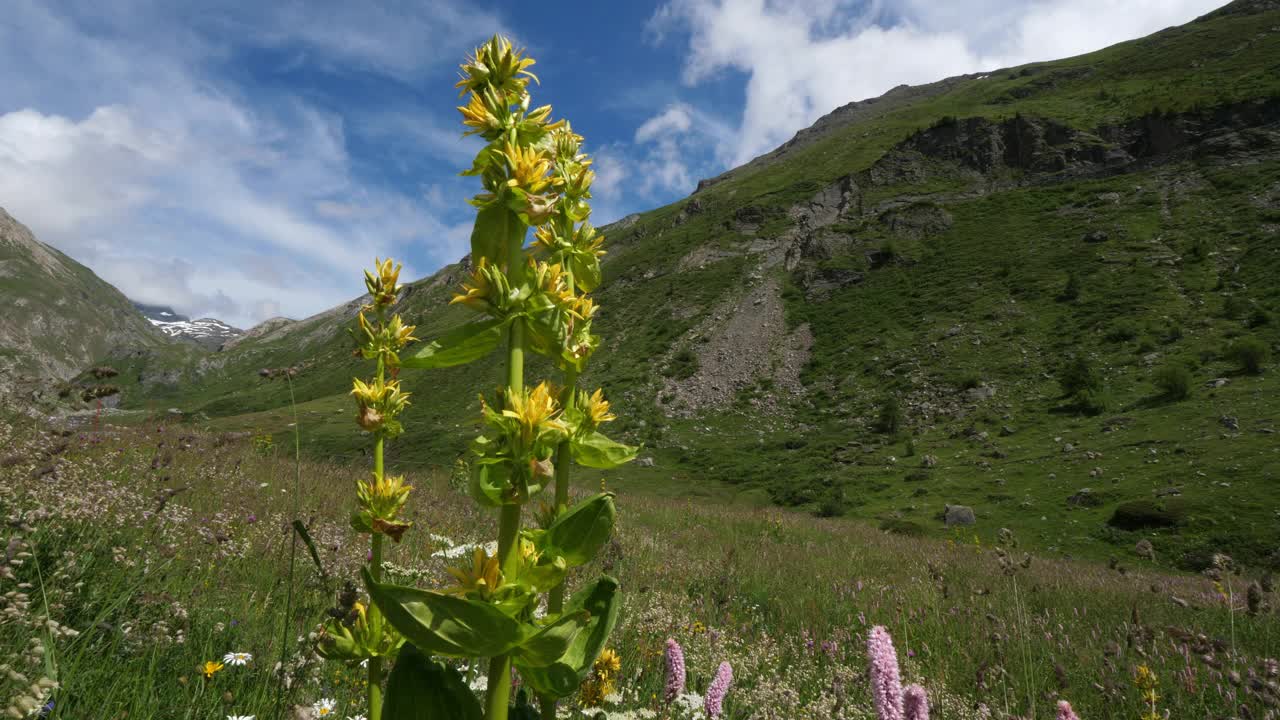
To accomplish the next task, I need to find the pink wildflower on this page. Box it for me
[663,638,686,704]
[1056,700,1080,720]
[903,684,929,720]
[704,661,732,719]
[867,625,904,720]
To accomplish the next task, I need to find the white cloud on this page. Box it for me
[228,1,506,80]
[0,0,482,329]
[650,0,1225,167]
[635,104,695,142]
[614,103,738,200]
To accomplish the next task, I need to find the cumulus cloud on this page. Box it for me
[610,102,738,202]
[0,0,484,329]
[649,0,1224,167]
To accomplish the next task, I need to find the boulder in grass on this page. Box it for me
[943,504,976,526]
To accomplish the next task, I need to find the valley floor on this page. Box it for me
[1,417,1277,720]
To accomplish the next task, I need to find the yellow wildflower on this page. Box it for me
[596,648,621,674]
[580,388,615,431]
[356,472,412,522]
[201,660,223,679]
[580,648,621,707]
[500,142,554,195]
[350,377,411,432]
[455,35,539,99]
[502,382,567,448]
[444,547,503,598]
[450,258,510,315]
[458,90,503,136]
[363,258,403,308]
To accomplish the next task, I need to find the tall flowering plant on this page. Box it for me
[316,259,418,720]
[346,36,635,720]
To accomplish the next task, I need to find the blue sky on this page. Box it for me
[0,0,1223,328]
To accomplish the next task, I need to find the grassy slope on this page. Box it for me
[0,209,166,383]
[89,3,1280,570]
[2,418,1275,719]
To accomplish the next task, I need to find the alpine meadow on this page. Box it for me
[2,2,1280,720]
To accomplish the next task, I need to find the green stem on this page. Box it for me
[368,343,387,720]
[540,261,577,720]
[369,533,384,720]
[486,218,528,720]
[485,480,523,720]
[507,320,525,395]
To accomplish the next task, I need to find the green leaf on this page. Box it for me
[471,203,522,267]
[571,431,639,469]
[511,608,589,666]
[569,253,601,293]
[401,317,510,369]
[363,567,523,658]
[517,553,568,593]
[539,493,616,567]
[383,644,482,720]
[470,455,510,507]
[514,576,622,699]
[524,306,571,361]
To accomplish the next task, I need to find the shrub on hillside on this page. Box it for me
[1229,337,1270,374]
[1153,363,1192,400]
[1058,355,1101,397]
[879,518,926,536]
[1073,388,1112,416]
[664,348,700,379]
[1108,499,1189,531]
[1059,272,1081,302]
[875,395,903,436]
[814,484,848,518]
[1105,320,1139,343]
[1223,294,1250,320]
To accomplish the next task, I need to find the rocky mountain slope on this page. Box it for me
[134,302,243,350]
[60,0,1280,569]
[0,207,167,397]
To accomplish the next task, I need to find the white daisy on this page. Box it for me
[347,716,367,720]
[312,699,337,718]
[223,651,252,666]
[227,716,255,720]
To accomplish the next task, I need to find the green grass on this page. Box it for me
[2,415,1277,720]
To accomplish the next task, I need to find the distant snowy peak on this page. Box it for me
[133,302,243,349]
[147,316,240,338]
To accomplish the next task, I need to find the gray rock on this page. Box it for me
[964,385,997,402]
[1000,425,1016,437]
[1135,538,1155,561]
[944,504,976,526]
[1068,488,1102,507]
[921,454,938,468]
[635,456,655,468]
[1205,377,1230,388]
[1221,415,1240,431]
[1083,230,1110,243]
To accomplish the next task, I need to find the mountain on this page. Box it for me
[134,302,243,350]
[0,207,167,398]
[62,0,1280,568]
